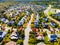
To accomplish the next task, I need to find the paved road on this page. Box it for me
[47,16,60,26]
[23,14,34,45]
[44,5,60,26]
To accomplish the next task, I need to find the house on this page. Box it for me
[5,27,12,31]
[19,26,23,30]
[0,18,5,22]
[50,22,56,27]
[53,13,60,16]
[36,34,44,41]
[12,28,17,32]
[56,34,60,38]
[48,34,57,42]
[17,16,26,26]
[4,19,9,24]
[10,32,18,39]
[6,41,17,45]
[0,18,9,24]
[43,17,48,22]
[34,20,39,28]
[54,28,59,32]
[32,28,39,32]
[8,20,14,26]
[26,11,30,15]
[42,22,48,28]
[17,15,27,26]
[15,11,19,16]
[0,31,7,41]
[36,32,44,40]
[17,21,24,26]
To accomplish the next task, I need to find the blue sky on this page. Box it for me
[0,0,2,1]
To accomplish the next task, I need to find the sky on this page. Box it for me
[0,0,60,2]
[0,0,2,1]
[0,0,49,1]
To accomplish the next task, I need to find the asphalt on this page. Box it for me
[23,14,34,45]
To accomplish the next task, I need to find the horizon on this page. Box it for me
[0,0,60,2]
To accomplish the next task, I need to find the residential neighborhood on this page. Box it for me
[0,1,60,45]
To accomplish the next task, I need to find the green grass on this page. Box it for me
[44,35,60,45]
[48,11,55,16]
